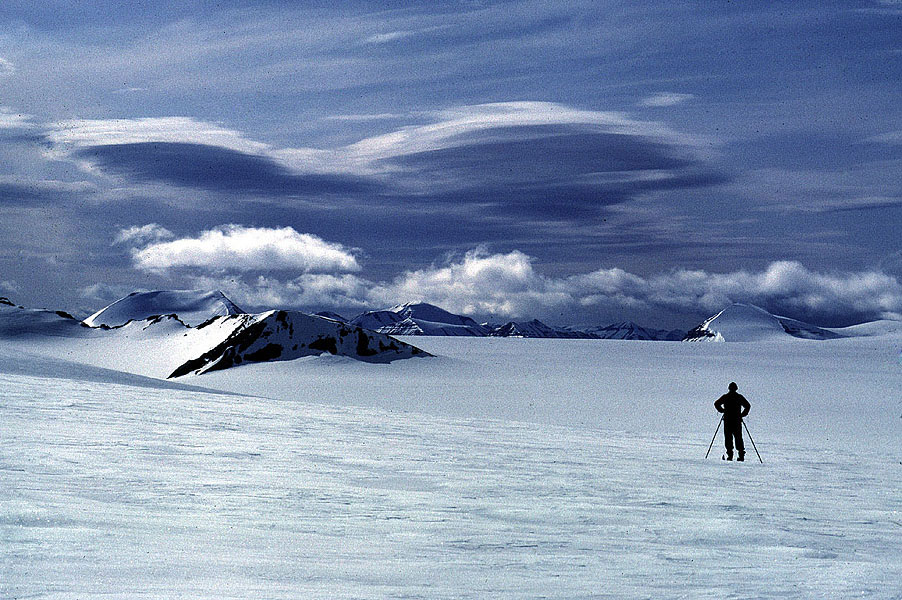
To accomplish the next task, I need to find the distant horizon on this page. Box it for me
[2,2,900,327]
[6,285,896,332]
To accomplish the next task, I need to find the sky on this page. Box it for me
[1,0,900,327]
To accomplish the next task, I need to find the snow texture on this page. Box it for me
[2,295,901,598]
[1,348,900,599]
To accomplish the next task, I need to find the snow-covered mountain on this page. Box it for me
[490,319,594,338]
[350,303,490,336]
[683,303,842,342]
[168,310,429,378]
[84,290,244,327]
[2,293,429,377]
[347,302,687,339]
[579,321,685,341]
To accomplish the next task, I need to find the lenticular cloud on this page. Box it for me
[131,225,360,273]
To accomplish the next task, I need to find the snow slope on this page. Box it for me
[684,303,841,342]
[2,339,900,598]
[83,289,244,327]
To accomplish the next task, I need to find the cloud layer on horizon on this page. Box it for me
[119,229,902,326]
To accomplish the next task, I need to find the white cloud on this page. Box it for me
[368,248,558,316]
[363,31,416,45]
[639,93,694,107]
[369,252,902,323]
[1,280,20,294]
[0,57,14,77]
[345,101,704,164]
[129,225,361,274]
[0,106,33,129]
[46,116,272,157]
[119,241,902,324]
[190,273,373,310]
[114,223,174,246]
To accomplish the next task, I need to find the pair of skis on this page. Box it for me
[704,416,763,463]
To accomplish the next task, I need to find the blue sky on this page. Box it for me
[1,1,900,326]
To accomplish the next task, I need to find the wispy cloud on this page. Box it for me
[0,107,33,129]
[639,92,694,107]
[46,117,271,157]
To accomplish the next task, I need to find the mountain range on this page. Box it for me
[0,292,430,379]
[4,291,900,384]
[330,302,686,340]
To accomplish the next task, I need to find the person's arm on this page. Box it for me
[714,395,726,413]
[740,395,750,417]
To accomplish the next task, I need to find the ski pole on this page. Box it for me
[742,419,763,464]
[705,416,723,459]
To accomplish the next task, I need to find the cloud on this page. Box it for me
[865,130,902,144]
[73,142,373,197]
[0,58,14,77]
[368,251,902,325]
[120,239,902,325]
[129,225,361,274]
[639,93,694,107]
[47,117,271,156]
[43,103,722,222]
[189,273,374,310]
[0,178,97,207]
[114,224,174,246]
[363,30,417,45]
[0,107,33,130]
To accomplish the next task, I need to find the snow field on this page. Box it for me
[2,368,900,599]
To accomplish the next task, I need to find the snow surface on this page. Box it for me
[83,290,243,327]
[2,313,901,597]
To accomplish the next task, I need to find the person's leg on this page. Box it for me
[723,421,735,459]
[735,423,746,461]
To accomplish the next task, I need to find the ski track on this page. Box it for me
[2,371,900,599]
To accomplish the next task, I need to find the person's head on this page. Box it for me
[728,382,738,392]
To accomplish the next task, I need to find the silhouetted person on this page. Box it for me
[715,382,751,461]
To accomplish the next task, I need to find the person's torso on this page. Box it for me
[718,392,747,419]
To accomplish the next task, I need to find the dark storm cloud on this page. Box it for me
[74,143,375,198]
